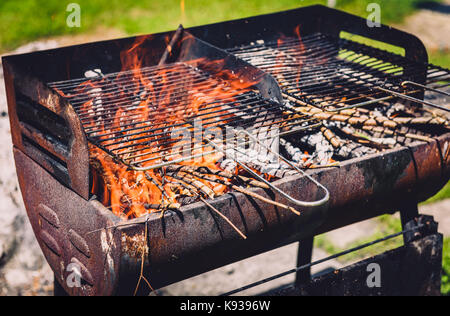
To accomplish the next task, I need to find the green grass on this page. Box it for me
[337,0,442,24]
[0,0,444,53]
[429,50,450,69]
[341,31,450,68]
[424,182,450,205]
[443,238,450,296]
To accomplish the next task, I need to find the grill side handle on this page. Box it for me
[2,59,90,200]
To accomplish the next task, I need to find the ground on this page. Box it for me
[0,1,449,296]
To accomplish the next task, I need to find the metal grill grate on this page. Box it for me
[49,62,319,170]
[227,33,450,112]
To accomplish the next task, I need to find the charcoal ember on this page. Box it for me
[299,132,334,165]
[333,143,352,159]
[228,146,293,178]
[260,164,298,178]
[323,122,378,159]
[177,195,199,206]
[280,138,312,166]
[377,103,408,118]
[338,141,378,159]
[368,137,397,146]
[246,160,297,178]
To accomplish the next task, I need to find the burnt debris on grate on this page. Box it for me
[226,32,449,167]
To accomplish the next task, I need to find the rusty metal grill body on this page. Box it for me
[2,5,450,296]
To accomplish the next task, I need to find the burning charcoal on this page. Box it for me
[299,131,334,165]
[323,121,379,158]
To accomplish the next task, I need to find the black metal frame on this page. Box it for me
[293,201,425,288]
[267,232,443,296]
[235,214,442,296]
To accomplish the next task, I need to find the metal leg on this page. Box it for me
[53,276,69,297]
[295,237,314,285]
[400,201,419,244]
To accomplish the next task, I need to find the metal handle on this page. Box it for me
[402,81,450,97]
[206,129,330,208]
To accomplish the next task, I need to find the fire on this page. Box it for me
[69,35,261,220]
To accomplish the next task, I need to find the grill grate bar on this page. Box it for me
[53,65,216,107]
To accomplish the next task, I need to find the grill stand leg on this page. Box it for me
[295,237,314,285]
[400,201,420,244]
[54,276,69,297]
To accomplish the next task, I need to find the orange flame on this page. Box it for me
[181,0,186,22]
[76,35,259,220]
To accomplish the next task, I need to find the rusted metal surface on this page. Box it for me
[316,134,450,234]
[14,132,449,295]
[2,60,90,199]
[14,149,121,296]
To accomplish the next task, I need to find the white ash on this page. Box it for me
[247,161,298,178]
[84,69,103,79]
[220,148,297,178]
[84,69,104,135]
[283,132,334,164]
[280,138,313,167]
[324,121,377,158]
[300,131,334,165]
[369,137,396,146]
[378,103,406,117]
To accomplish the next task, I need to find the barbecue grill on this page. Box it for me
[2,5,449,296]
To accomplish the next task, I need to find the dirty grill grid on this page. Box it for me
[48,62,318,169]
[227,33,450,111]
